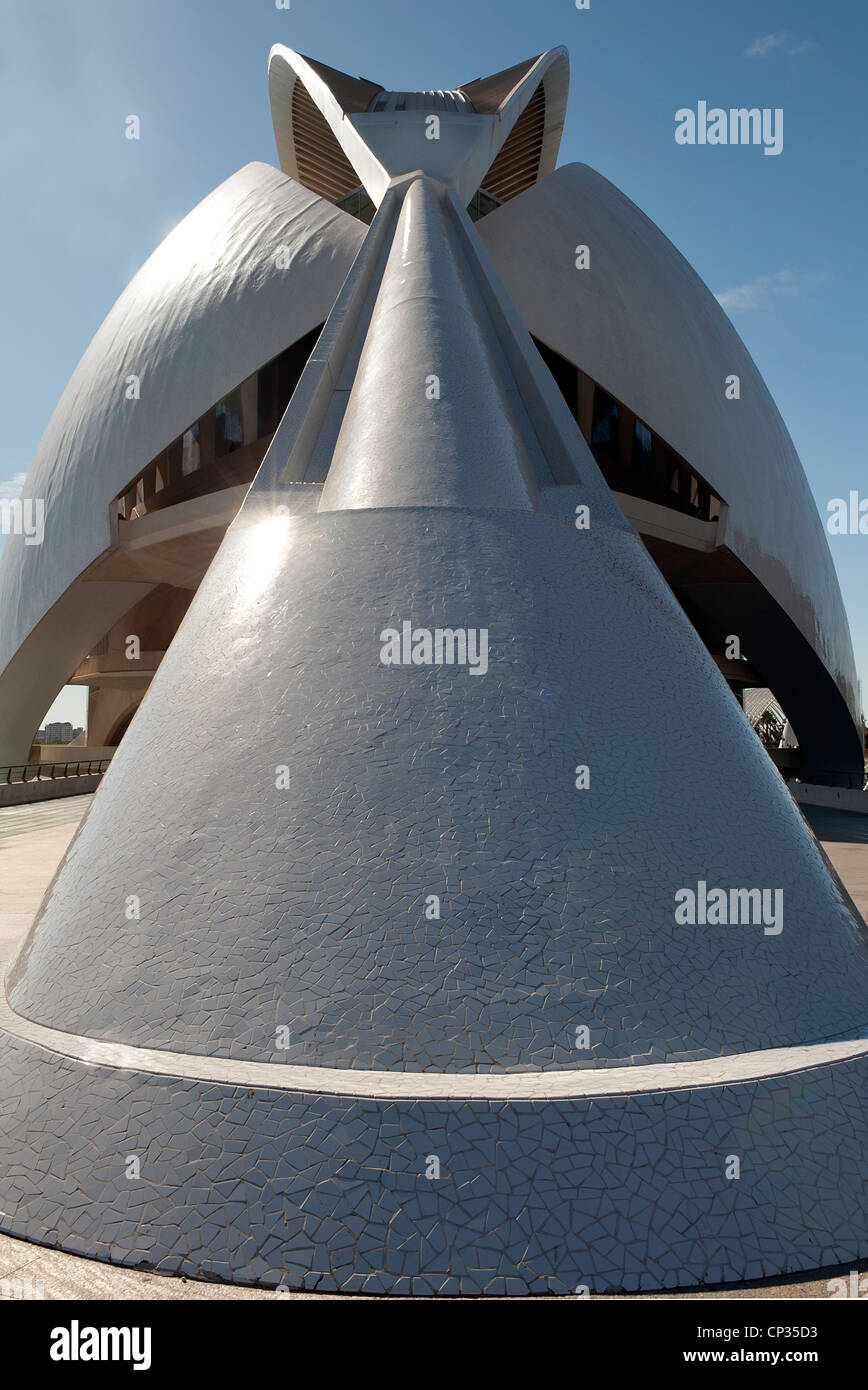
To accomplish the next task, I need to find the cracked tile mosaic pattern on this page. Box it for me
[9,504,868,1070]
[1,1025,867,1294]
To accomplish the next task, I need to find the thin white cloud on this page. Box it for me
[745,31,813,59]
[715,269,807,312]
[0,472,27,500]
[745,32,789,58]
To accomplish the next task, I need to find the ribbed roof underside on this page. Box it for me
[292,78,361,203]
[369,90,474,112]
[743,688,787,727]
[479,82,546,202]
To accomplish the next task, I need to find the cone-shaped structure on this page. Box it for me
[2,50,868,1297]
[10,486,868,1068]
[8,174,868,1068]
[319,179,538,511]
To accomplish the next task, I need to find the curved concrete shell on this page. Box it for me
[0,161,364,763]
[0,59,856,780]
[1,47,866,1298]
[478,164,862,778]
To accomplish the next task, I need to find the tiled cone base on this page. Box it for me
[2,501,868,1293]
[1,1028,868,1294]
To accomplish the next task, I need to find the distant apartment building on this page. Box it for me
[38,721,78,744]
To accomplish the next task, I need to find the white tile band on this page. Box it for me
[4,976,868,1102]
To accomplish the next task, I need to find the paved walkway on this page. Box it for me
[0,816,84,969]
[1,794,867,1301]
[804,806,868,918]
[0,793,94,840]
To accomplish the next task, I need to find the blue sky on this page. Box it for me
[1,0,866,730]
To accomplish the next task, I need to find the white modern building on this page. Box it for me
[0,52,861,784]
[1,47,867,1297]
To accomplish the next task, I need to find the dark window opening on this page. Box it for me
[533,337,578,419]
[181,422,200,476]
[633,418,653,474]
[257,324,324,439]
[467,188,502,222]
[591,388,619,455]
[336,187,377,225]
[215,390,243,457]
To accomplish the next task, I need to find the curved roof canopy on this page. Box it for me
[267,46,569,208]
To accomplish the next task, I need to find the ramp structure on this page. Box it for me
[1,48,867,1295]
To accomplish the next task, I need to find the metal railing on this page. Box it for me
[1,759,112,786]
